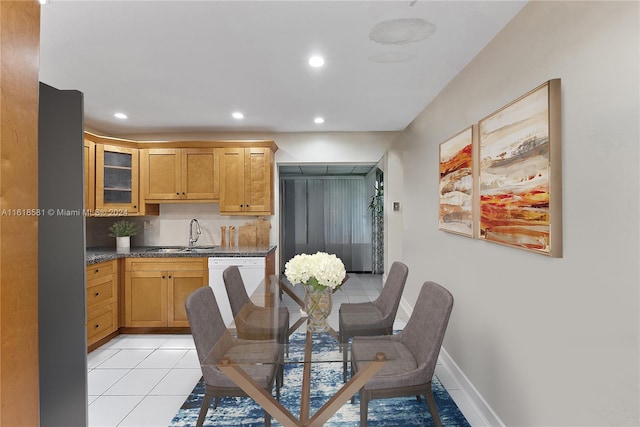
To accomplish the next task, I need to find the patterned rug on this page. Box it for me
[170,332,471,426]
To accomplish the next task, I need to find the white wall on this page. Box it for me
[397,2,639,425]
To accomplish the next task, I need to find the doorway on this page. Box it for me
[279,164,382,273]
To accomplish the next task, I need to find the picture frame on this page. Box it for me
[478,79,562,257]
[438,125,477,238]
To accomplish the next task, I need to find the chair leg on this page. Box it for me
[359,390,369,427]
[342,334,350,383]
[213,397,220,410]
[196,394,213,427]
[424,387,443,427]
[264,409,271,427]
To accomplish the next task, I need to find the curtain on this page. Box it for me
[281,177,373,272]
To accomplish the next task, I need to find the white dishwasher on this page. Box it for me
[208,257,265,326]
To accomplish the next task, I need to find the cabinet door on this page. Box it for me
[219,147,246,213]
[96,144,139,214]
[244,147,272,214]
[141,148,182,200]
[168,270,207,327]
[182,148,216,200]
[84,139,95,212]
[124,271,168,327]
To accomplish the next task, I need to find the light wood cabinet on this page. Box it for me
[220,147,273,215]
[124,258,208,328]
[86,260,118,348]
[84,139,95,212]
[140,148,219,202]
[96,144,140,214]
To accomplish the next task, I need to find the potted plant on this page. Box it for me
[108,220,138,251]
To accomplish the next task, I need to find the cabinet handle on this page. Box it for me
[133,205,137,208]
[182,192,185,195]
[176,192,180,195]
[94,324,99,329]
[95,292,99,297]
[162,275,166,279]
[168,275,172,279]
[95,269,99,273]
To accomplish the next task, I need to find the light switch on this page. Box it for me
[393,202,400,212]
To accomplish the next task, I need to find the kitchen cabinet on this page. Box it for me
[86,260,118,348]
[84,139,95,212]
[140,148,219,202]
[220,147,273,215]
[124,258,208,328]
[96,144,140,215]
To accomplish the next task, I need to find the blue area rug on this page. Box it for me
[170,332,471,426]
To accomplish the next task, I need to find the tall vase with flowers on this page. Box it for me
[284,252,346,332]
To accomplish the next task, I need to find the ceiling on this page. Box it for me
[39,1,527,136]
[279,164,377,177]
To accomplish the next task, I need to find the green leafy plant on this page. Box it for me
[108,220,138,237]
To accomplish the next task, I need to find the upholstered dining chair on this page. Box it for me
[350,281,454,427]
[339,261,408,382]
[185,286,281,427]
[223,266,290,345]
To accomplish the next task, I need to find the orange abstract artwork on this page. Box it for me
[479,83,556,255]
[439,127,473,237]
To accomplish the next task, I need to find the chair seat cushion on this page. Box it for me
[351,338,421,390]
[339,302,389,338]
[202,341,280,389]
[237,307,289,342]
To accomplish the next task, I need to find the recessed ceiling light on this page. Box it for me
[114,112,128,119]
[308,55,325,68]
[232,112,244,119]
[314,117,325,124]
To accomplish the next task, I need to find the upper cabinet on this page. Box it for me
[140,148,219,202]
[220,147,273,215]
[84,139,95,212]
[96,144,140,215]
[85,132,276,216]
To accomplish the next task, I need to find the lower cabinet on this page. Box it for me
[86,260,118,347]
[124,258,208,328]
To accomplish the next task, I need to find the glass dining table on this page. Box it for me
[202,275,401,427]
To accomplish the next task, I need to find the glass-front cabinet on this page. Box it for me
[95,144,139,215]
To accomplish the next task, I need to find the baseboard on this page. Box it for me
[398,297,504,427]
[438,347,505,427]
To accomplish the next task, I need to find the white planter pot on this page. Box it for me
[116,236,131,252]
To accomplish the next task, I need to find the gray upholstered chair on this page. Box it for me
[223,266,290,345]
[185,286,281,427]
[339,261,408,381]
[350,281,454,427]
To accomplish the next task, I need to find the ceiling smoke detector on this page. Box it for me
[369,18,436,45]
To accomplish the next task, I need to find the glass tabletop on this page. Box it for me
[197,275,401,426]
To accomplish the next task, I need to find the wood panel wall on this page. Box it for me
[0,1,41,425]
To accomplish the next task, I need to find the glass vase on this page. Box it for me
[303,285,333,332]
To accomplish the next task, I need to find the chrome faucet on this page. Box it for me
[188,218,201,247]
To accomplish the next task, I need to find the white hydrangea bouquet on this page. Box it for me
[284,251,346,291]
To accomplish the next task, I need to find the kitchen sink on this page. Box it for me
[145,247,185,253]
[145,246,217,253]
[182,247,217,253]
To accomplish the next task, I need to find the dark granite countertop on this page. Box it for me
[86,245,276,265]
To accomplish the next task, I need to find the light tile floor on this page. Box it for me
[88,273,485,426]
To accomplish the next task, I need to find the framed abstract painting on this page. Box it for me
[478,79,562,257]
[439,126,476,238]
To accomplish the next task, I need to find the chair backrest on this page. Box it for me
[397,281,453,380]
[373,261,409,320]
[185,286,234,364]
[223,265,250,317]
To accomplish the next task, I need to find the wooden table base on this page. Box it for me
[218,330,386,427]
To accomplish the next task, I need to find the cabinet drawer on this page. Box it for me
[87,303,117,342]
[125,258,207,272]
[87,260,116,281]
[87,275,115,308]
